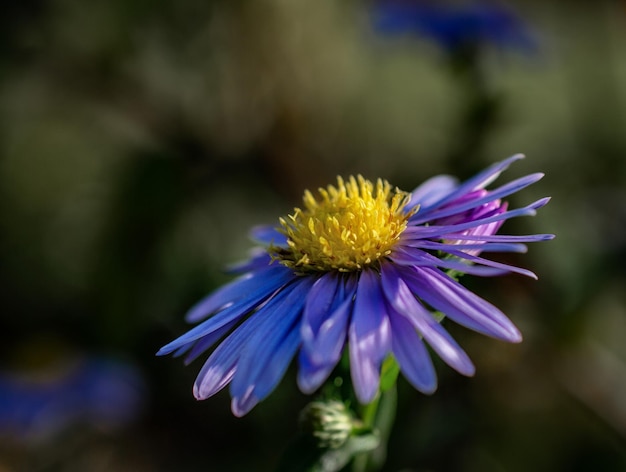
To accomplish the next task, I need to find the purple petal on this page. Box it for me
[424,233,554,243]
[389,311,437,393]
[405,197,551,239]
[302,274,356,365]
[301,272,340,343]
[225,249,272,274]
[158,303,255,357]
[231,324,302,417]
[229,277,315,402]
[411,172,544,225]
[408,175,458,210]
[349,270,391,403]
[401,266,522,343]
[444,248,537,279]
[409,240,529,253]
[250,225,288,247]
[192,279,301,399]
[194,350,237,400]
[297,351,337,394]
[382,264,475,376]
[157,272,292,356]
[420,154,525,211]
[390,246,508,277]
[171,319,238,364]
[185,264,292,323]
[296,278,358,392]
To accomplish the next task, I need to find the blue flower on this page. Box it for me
[0,357,145,442]
[158,154,552,416]
[372,1,536,53]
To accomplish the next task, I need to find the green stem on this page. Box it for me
[361,396,381,430]
[352,385,398,472]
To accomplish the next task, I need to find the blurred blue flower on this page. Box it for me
[0,357,145,443]
[372,0,536,53]
[159,155,552,416]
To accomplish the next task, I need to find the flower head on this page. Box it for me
[274,175,415,272]
[158,154,553,416]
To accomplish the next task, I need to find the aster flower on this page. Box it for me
[158,154,552,416]
[372,0,536,53]
[0,356,144,442]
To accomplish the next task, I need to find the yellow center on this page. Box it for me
[273,175,415,272]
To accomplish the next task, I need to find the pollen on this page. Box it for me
[273,175,416,272]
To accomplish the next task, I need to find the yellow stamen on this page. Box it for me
[273,175,416,272]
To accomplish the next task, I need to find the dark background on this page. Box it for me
[1,0,626,470]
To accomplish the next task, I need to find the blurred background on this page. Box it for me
[1,0,626,470]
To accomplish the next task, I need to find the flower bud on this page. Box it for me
[300,400,354,449]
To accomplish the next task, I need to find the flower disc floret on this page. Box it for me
[275,175,415,272]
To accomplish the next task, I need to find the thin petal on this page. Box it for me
[389,312,437,393]
[444,248,538,279]
[302,275,356,365]
[231,324,302,417]
[418,154,525,212]
[408,175,458,210]
[409,240,529,253]
[225,249,272,274]
[301,272,340,344]
[304,297,353,366]
[426,233,554,243]
[250,225,288,247]
[297,351,337,394]
[185,265,292,323]
[411,172,544,225]
[405,197,551,239]
[390,246,509,277]
[157,273,290,356]
[349,270,391,404]
[255,327,301,401]
[171,319,238,364]
[401,266,522,343]
[182,320,239,365]
[229,277,315,402]
[193,334,252,400]
[192,279,300,399]
[382,264,475,376]
[296,280,357,395]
